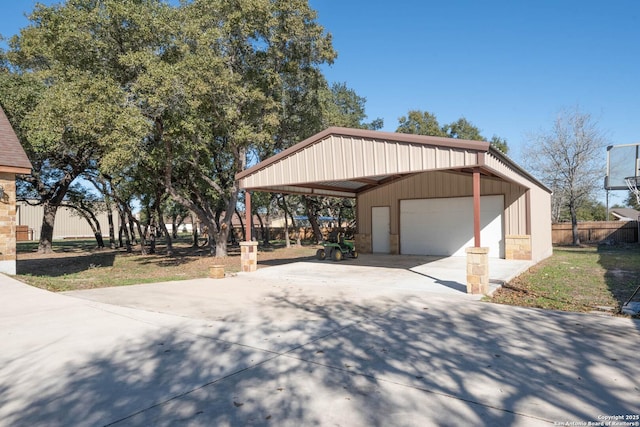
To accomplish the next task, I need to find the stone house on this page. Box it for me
[0,106,32,274]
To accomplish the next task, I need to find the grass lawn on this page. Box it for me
[15,237,317,292]
[491,244,640,313]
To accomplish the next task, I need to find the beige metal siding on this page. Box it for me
[241,135,481,190]
[357,170,527,238]
[484,151,552,261]
[529,187,553,262]
[16,202,120,241]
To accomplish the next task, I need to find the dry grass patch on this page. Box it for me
[15,238,317,292]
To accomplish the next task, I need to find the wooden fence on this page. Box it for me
[552,221,638,244]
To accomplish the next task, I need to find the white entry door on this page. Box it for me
[371,206,391,253]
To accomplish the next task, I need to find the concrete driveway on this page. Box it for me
[255,254,534,296]
[1,261,639,426]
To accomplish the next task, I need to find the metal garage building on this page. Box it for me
[236,127,552,264]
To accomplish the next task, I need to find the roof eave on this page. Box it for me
[487,146,552,193]
[0,165,32,174]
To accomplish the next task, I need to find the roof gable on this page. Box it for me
[236,127,550,196]
[0,106,32,174]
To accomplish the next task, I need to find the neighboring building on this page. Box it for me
[16,201,120,241]
[0,106,32,274]
[610,208,640,221]
[237,127,553,262]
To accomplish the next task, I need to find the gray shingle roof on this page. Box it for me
[610,208,640,220]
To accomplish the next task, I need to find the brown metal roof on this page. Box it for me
[0,106,32,174]
[236,127,550,196]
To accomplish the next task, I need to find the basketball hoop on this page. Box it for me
[625,176,640,205]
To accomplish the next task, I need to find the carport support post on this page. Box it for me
[473,168,481,247]
[245,190,252,242]
[240,190,258,273]
[466,168,489,295]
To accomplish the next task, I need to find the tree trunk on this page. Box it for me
[118,223,124,248]
[170,213,186,239]
[119,209,132,253]
[65,204,105,249]
[107,210,116,249]
[256,212,265,244]
[570,203,580,245]
[280,195,291,248]
[236,208,245,241]
[148,223,156,254]
[214,225,230,256]
[304,196,322,244]
[211,187,240,256]
[263,201,272,246]
[129,217,137,244]
[157,205,173,256]
[38,202,58,254]
[95,232,105,248]
[202,219,217,255]
[133,215,147,255]
[171,214,179,239]
[192,215,199,248]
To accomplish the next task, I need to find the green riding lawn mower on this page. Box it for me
[315,230,358,261]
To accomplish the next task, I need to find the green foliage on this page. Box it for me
[576,198,607,221]
[442,117,482,140]
[553,197,607,222]
[2,0,154,190]
[2,0,380,256]
[396,109,509,154]
[624,191,640,210]
[397,110,445,137]
[322,82,383,130]
[489,135,508,153]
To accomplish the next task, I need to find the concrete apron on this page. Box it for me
[3,267,639,426]
[252,254,534,298]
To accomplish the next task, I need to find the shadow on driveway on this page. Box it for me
[3,277,639,426]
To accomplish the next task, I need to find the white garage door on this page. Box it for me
[400,195,504,258]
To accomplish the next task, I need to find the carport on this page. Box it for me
[235,127,552,294]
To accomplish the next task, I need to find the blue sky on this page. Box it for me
[2,0,639,203]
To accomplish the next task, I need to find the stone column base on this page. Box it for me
[505,235,532,260]
[354,234,371,254]
[466,247,489,295]
[209,265,225,279]
[240,241,259,273]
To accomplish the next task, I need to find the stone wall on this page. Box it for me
[505,235,532,260]
[390,234,399,255]
[355,233,371,253]
[0,173,17,274]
